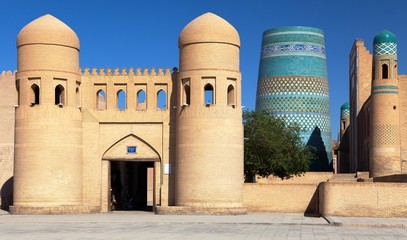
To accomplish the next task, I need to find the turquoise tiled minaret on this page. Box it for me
[341,103,350,118]
[256,26,332,171]
[340,103,350,139]
[369,30,401,177]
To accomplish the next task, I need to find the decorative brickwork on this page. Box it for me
[372,124,400,146]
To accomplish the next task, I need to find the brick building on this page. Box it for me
[337,30,407,177]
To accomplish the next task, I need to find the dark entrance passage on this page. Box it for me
[110,161,154,211]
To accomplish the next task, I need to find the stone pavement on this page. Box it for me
[0,210,406,239]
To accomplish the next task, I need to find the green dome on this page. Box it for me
[341,103,350,110]
[373,30,397,44]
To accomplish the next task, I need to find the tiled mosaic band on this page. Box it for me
[372,85,399,95]
[261,43,326,59]
[374,42,397,55]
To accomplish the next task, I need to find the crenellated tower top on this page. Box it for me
[0,70,16,78]
[81,67,172,76]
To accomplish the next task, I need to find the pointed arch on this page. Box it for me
[55,84,65,105]
[102,133,161,162]
[382,64,388,79]
[157,89,166,110]
[117,90,126,110]
[96,90,106,110]
[204,83,214,105]
[136,89,146,110]
[227,84,235,106]
[183,84,190,105]
[31,83,40,105]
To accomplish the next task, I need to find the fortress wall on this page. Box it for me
[81,67,173,112]
[82,112,101,207]
[0,71,16,210]
[256,172,333,184]
[243,183,319,214]
[319,182,407,217]
[80,68,173,210]
[244,181,407,218]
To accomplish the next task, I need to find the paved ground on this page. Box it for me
[0,211,406,239]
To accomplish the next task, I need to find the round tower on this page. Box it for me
[369,30,401,177]
[340,103,350,138]
[12,15,84,213]
[256,26,332,171]
[174,13,245,213]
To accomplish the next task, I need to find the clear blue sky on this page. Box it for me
[2,0,407,140]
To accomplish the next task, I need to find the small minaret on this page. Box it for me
[370,30,401,177]
[340,103,350,139]
[12,15,83,213]
[174,13,245,213]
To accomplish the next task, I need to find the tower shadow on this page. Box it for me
[306,126,332,171]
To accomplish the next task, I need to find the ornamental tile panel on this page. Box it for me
[374,42,397,55]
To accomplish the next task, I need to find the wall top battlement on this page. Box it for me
[0,71,16,80]
[81,67,174,77]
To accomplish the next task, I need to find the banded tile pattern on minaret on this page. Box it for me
[256,26,332,171]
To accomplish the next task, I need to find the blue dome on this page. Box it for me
[340,103,350,110]
[373,30,397,44]
[340,103,350,117]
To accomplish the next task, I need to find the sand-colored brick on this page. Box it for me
[319,182,407,217]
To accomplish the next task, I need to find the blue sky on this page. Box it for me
[2,0,407,140]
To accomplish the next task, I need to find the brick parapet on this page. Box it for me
[82,67,172,77]
[319,182,407,217]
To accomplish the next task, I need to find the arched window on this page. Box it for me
[227,84,235,106]
[55,85,65,105]
[136,90,146,110]
[157,89,166,110]
[204,84,214,105]
[117,90,126,110]
[183,84,190,105]
[96,90,106,110]
[382,64,388,79]
[31,84,40,105]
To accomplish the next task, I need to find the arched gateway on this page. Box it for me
[101,134,161,211]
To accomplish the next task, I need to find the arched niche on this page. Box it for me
[102,134,161,162]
